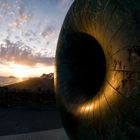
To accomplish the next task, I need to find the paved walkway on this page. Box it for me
[0,107,62,136]
[0,128,69,140]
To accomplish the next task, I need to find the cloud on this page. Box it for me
[59,0,68,5]
[0,2,11,10]
[41,25,56,39]
[8,14,30,29]
[0,0,74,66]
[58,0,74,8]
[7,11,15,16]
[0,0,32,30]
[0,39,54,66]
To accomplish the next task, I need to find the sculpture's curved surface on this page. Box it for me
[55,0,140,139]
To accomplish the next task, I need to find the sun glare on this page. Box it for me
[11,65,31,78]
[9,64,54,78]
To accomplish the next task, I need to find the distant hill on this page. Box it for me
[5,73,54,91]
[0,73,55,109]
[41,73,54,79]
[9,76,16,78]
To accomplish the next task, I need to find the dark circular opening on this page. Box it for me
[57,32,106,103]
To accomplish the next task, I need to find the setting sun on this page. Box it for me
[10,64,54,78]
[11,65,30,78]
[0,63,54,78]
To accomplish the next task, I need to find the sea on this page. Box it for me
[0,76,25,87]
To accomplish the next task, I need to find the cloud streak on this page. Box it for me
[8,15,29,29]
[0,39,54,67]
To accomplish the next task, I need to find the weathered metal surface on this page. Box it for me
[55,0,140,139]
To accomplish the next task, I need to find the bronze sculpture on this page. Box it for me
[55,0,140,139]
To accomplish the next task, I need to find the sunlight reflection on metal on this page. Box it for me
[55,0,140,139]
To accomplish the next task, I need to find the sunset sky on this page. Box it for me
[0,0,73,77]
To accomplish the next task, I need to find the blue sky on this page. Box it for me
[0,0,73,77]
